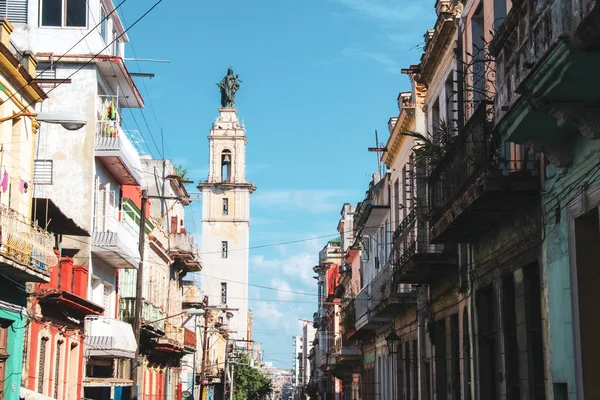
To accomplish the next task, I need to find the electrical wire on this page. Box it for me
[1,0,129,108]
[16,0,165,116]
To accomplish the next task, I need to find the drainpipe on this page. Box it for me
[417,286,429,400]
[468,243,477,400]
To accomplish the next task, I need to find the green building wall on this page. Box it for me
[0,281,28,400]
[543,136,600,399]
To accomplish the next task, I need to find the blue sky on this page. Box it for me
[121,0,435,369]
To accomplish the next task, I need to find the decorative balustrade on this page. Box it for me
[118,298,165,332]
[164,322,184,345]
[0,203,57,274]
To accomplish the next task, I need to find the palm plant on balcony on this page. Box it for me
[401,120,455,171]
[340,298,355,333]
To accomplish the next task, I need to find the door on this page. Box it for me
[0,320,10,398]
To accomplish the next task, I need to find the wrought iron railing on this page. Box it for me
[0,204,57,272]
[428,104,536,218]
[392,208,416,242]
[390,219,443,276]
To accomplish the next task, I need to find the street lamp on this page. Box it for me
[187,308,206,400]
[385,330,401,400]
[0,111,87,130]
[37,112,87,130]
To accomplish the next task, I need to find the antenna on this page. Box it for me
[367,130,386,177]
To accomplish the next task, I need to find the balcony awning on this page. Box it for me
[32,198,89,237]
[85,317,137,359]
[361,206,389,236]
[20,387,56,400]
[95,56,144,108]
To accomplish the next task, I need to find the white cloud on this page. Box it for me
[341,46,400,74]
[252,251,316,286]
[270,278,295,301]
[253,301,285,327]
[253,189,355,214]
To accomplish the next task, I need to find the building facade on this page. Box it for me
[0,17,57,400]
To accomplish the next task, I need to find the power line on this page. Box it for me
[1,0,129,107]
[17,0,165,115]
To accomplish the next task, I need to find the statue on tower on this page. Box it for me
[217,68,241,108]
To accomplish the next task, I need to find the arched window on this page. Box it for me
[221,150,232,182]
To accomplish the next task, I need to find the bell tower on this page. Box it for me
[199,77,256,342]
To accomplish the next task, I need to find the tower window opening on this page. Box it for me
[223,198,229,215]
[221,283,227,304]
[222,241,228,258]
[221,150,232,182]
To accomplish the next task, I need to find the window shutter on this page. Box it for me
[33,160,52,184]
[0,0,28,25]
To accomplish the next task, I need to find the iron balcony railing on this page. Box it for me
[428,104,537,219]
[392,208,417,243]
[0,203,57,273]
[391,214,443,275]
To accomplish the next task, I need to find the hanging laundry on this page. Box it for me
[1,169,8,193]
[110,99,117,121]
[19,179,25,194]
[104,99,111,121]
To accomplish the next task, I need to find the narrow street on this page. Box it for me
[0,1,598,400]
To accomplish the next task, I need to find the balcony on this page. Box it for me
[85,316,137,359]
[0,204,57,283]
[327,336,361,379]
[92,214,139,269]
[169,233,201,273]
[118,298,165,333]
[154,322,184,354]
[354,178,390,236]
[392,209,457,284]
[95,120,142,185]
[491,0,600,167]
[428,105,539,243]
[355,286,390,333]
[370,262,416,318]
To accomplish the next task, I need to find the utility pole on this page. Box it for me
[199,323,209,400]
[131,189,148,400]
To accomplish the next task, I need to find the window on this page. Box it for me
[34,160,53,184]
[54,340,62,397]
[223,198,229,215]
[41,0,87,27]
[221,282,227,304]
[38,337,49,393]
[100,7,107,41]
[221,241,228,258]
[0,0,28,24]
[103,283,112,314]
